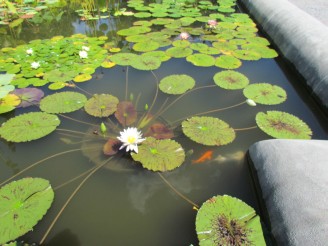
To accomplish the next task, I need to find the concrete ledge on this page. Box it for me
[240,0,328,112]
[248,139,328,245]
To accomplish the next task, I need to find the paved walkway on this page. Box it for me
[287,0,328,26]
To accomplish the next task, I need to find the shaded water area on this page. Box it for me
[0,0,327,245]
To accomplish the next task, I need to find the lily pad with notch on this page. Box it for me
[132,41,160,52]
[84,94,119,117]
[182,116,235,146]
[0,112,60,142]
[243,83,287,105]
[40,92,87,114]
[186,54,215,67]
[159,74,195,95]
[0,178,54,245]
[114,101,138,126]
[215,55,242,69]
[256,111,312,139]
[131,137,185,172]
[166,47,193,58]
[195,195,266,245]
[130,55,161,71]
[213,70,249,90]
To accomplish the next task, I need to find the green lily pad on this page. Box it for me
[213,70,249,90]
[134,12,152,18]
[48,82,66,90]
[126,35,151,43]
[132,41,160,52]
[256,111,312,139]
[84,94,119,117]
[196,195,266,246]
[0,94,21,114]
[159,74,195,94]
[182,116,235,146]
[142,51,171,62]
[243,83,287,105]
[215,55,242,69]
[0,112,60,142]
[172,40,190,48]
[130,55,161,71]
[110,53,139,66]
[131,137,185,172]
[40,92,87,114]
[0,178,54,245]
[117,26,151,36]
[114,101,138,126]
[186,54,215,67]
[43,69,78,83]
[166,47,193,58]
[233,49,261,61]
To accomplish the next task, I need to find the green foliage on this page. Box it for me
[243,83,287,105]
[84,94,119,117]
[213,70,249,90]
[159,74,195,94]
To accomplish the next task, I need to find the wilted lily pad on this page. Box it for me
[40,92,87,114]
[159,74,195,94]
[256,111,312,139]
[0,178,54,245]
[114,101,138,126]
[144,123,174,139]
[84,94,119,117]
[103,138,121,156]
[130,55,161,71]
[0,112,60,142]
[213,70,249,90]
[131,137,185,171]
[182,116,235,146]
[186,54,215,67]
[0,74,15,99]
[243,83,287,105]
[13,88,44,108]
[195,195,266,246]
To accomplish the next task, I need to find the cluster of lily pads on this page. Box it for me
[0,0,314,244]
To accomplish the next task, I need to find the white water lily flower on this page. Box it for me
[79,50,88,59]
[31,61,40,69]
[82,46,90,51]
[246,99,256,106]
[117,127,146,153]
[26,48,33,55]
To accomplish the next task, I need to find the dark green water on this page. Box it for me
[0,1,327,245]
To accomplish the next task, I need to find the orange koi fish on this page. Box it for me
[192,150,213,164]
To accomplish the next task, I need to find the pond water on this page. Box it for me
[0,0,327,245]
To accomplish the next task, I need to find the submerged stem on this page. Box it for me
[58,114,98,127]
[125,66,129,101]
[39,157,113,244]
[158,173,199,208]
[234,126,258,131]
[73,83,93,96]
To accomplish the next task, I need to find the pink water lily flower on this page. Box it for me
[207,20,218,29]
[179,32,190,40]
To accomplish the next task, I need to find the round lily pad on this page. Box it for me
[84,94,119,117]
[233,49,261,61]
[186,54,215,67]
[182,116,235,146]
[159,74,195,94]
[114,101,138,126]
[243,83,287,105]
[73,74,92,83]
[213,70,249,90]
[0,178,54,245]
[110,53,139,66]
[13,88,44,108]
[142,51,171,62]
[166,47,193,58]
[130,55,161,71]
[132,41,160,52]
[0,112,60,142]
[40,92,87,114]
[131,137,185,171]
[196,195,266,246]
[256,111,312,139]
[215,55,242,69]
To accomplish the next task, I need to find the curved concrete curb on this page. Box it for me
[240,0,328,112]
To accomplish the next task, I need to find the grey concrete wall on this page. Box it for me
[240,0,328,112]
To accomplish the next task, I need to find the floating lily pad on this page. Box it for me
[159,74,195,94]
[114,101,138,126]
[142,51,171,62]
[130,55,161,71]
[117,26,151,36]
[256,111,312,139]
[48,82,66,90]
[215,55,242,69]
[166,47,193,58]
[213,70,249,90]
[110,53,139,66]
[195,195,266,246]
[73,74,92,83]
[132,41,160,52]
[243,83,287,105]
[0,94,21,114]
[186,54,215,67]
[0,74,15,99]
[40,92,87,114]
[172,40,190,48]
[0,178,54,245]
[0,112,60,142]
[134,12,152,18]
[84,94,119,117]
[144,123,174,139]
[13,88,44,108]
[182,116,235,146]
[233,49,261,61]
[43,69,78,83]
[131,137,185,171]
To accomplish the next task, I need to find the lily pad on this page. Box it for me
[114,101,138,126]
[132,41,160,52]
[0,112,60,142]
[0,178,54,245]
[195,195,266,246]
[159,74,195,94]
[130,55,161,71]
[215,55,242,69]
[243,83,287,105]
[43,69,78,83]
[0,74,15,99]
[144,123,174,139]
[166,47,193,58]
[142,51,171,62]
[13,88,44,108]
[213,70,249,90]
[40,92,87,114]
[73,74,92,83]
[103,138,121,156]
[0,94,21,114]
[84,94,119,117]
[186,54,215,67]
[182,116,235,146]
[256,111,312,139]
[110,53,139,66]
[233,49,261,61]
[131,137,185,171]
